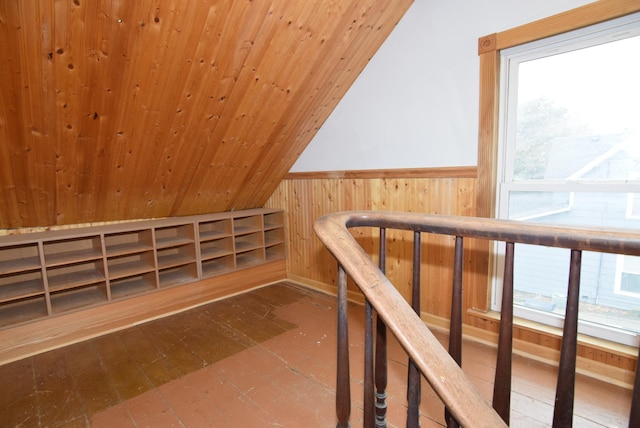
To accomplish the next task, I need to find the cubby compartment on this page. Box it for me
[199,219,232,242]
[263,211,284,231]
[0,296,48,328]
[233,215,263,235]
[157,243,197,287]
[156,244,196,270]
[107,251,156,280]
[264,227,285,261]
[43,236,103,267]
[46,260,106,293]
[200,237,234,261]
[234,231,264,253]
[158,263,198,287]
[266,243,286,261]
[0,243,41,275]
[155,224,195,248]
[50,283,108,314]
[264,227,285,248]
[235,248,265,269]
[110,272,157,300]
[105,230,153,257]
[0,270,45,303]
[202,254,235,277]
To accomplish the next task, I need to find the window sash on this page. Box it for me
[493,11,640,346]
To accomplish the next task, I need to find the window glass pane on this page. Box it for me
[512,35,640,181]
[498,14,640,343]
[507,191,640,334]
[621,272,640,294]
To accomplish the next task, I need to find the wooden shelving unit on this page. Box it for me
[0,208,285,330]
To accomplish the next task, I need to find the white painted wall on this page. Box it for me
[290,0,594,172]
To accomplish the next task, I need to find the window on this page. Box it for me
[617,255,640,296]
[494,12,640,345]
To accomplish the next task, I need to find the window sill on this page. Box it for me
[465,308,637,389]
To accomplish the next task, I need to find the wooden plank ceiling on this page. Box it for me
[0,0,412,228]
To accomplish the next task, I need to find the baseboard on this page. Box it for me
[287,274,365,304]
[0,260,286,365]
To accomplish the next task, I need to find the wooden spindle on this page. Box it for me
[363,300,375,427]
[493,242,514,424]
[376,227,388,427]
[364,300,375,427]
[407,231,421,427]
[336,264,351,428]
[552,249,582,428]
[446,236,464,428]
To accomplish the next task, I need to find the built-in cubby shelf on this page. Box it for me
[264,211,286,262]
[0,208,285,329]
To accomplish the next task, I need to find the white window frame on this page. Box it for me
[626,192,640,219]
[615,254,640,298]
[493,12,640,346]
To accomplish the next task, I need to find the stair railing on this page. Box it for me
[314,210,640,427]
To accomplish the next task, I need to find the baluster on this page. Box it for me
[364,299,375,426]
[493,241,514,424]
[337,264,351,428]
[552,249,582,428]
[376,227,388,427]
[407,231,421,427]
[445,236,464,428]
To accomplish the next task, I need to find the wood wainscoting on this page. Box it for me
[265,167,638,387]
[265,167,487,320]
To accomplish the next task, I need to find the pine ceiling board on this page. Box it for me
[119,1,219,219]
[63,0,115,224]
[232,0,414,210]
[173,0,340,214]
[52,0,87,225]
[163,0,279,217]
[0,1,58,227]
[92,0,156,221]
[143,1,244,215]
[236,0,392,207]
[176,0,379,215]
[0,0,413,228]
[51,0,134,224]
[0,2,30,227]
[102,1,211,220]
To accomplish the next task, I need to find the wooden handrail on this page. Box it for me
[314,210,640,427]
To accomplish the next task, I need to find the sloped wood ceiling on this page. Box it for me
[0,0,412,228]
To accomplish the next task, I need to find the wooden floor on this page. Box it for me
[0,281,632,427]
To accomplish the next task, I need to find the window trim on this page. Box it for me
[615,254,640,298]
[476,0,640,220]
[476,0,640,345]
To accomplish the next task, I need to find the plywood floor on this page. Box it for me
[0,282,632,427]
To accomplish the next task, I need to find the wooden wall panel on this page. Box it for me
[0,0,413,228]
[264,169,490,321]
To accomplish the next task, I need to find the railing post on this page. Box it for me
[376,228,388,427]
[493,241,514,424]
[553,249,582,428]
[445,236,464,428]
[336,264,351,428]
[407,231,421,427]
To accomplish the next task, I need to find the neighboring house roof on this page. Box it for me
[544,132,636,180]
